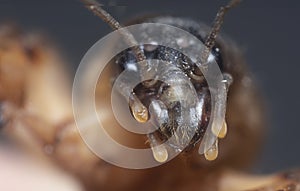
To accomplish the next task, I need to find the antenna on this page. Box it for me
[81,0,146,62]
[201,0,241,64]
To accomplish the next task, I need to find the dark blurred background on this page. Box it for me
[0,0,299,174]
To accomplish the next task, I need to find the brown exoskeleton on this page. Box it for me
[0,1,300,191]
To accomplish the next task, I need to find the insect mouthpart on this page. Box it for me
[113,45,232,162]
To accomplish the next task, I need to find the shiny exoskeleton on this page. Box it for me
[112,16,232,154]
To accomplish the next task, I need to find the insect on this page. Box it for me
[0,0,300,191]
[83,0,257,164]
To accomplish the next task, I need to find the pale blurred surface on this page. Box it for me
[0,146,83,191]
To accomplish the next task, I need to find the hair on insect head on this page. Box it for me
[81,0,240,162]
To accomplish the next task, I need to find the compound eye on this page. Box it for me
[211,46,224,71]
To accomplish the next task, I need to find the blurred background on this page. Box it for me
[0,0,299,174]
